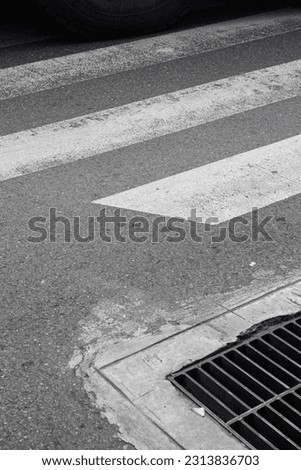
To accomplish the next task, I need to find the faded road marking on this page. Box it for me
[1,60,300,182]
[1,10,301,100]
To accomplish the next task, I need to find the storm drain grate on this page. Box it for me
[168,313,301,449]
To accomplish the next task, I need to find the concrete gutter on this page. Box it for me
[74,273,301,449]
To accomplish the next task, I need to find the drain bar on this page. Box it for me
[169,313,301,449]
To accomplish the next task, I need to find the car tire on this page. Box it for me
[35,0,187,37]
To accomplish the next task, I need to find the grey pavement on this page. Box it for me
[0,0,300,450]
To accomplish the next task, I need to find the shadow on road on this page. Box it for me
[1,0,298,42]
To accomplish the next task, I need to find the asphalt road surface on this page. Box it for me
[1,1,301,450]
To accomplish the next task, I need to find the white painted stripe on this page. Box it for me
[0,60,301,182]
[93,135,301,221]
[1,10,301,100]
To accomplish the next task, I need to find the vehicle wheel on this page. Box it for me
[36,0,187,37]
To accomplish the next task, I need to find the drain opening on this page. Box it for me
[168,312,301,450]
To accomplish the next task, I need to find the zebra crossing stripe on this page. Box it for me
[1,10,301,100]
[0,60,301,182]
[93,134,301,221]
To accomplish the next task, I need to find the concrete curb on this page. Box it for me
[79,275,301,450]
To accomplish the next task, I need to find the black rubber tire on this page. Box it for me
[36,0,187,38]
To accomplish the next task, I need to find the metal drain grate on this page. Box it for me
[169,313,301,450]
